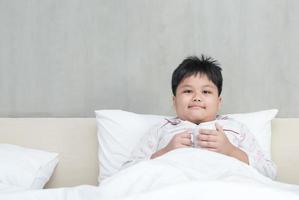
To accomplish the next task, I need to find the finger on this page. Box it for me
[198,129,218,136]
[197,134,217,142]
[197,140,218,148]
[179,132,192,139]
[204,147,217,152]
[181,138,192,146]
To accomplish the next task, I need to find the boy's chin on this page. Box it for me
[187,116,205,124]
[188,115,215,124]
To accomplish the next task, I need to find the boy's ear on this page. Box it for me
[219,96,222,103]
[218,96,222,107]
[172,96,176,105]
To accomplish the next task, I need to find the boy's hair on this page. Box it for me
[171,55,223,96]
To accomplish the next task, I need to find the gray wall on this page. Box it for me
[1,0,299,117]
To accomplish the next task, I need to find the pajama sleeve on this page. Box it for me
[121,123,161,169]
[238,124,277,179]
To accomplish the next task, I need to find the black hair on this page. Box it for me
[171,55,223,96]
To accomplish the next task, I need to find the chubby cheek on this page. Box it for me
[175,97,188,107]
[176,102,188,113]
[208,99,221,112]
[174,101,188,117]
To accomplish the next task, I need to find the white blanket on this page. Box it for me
[1,148,299,200]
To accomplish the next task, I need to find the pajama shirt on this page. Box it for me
[122,116,277,179]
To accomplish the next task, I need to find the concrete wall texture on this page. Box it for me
[1,0,299,117]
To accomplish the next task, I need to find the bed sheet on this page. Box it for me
[1,148,298,200]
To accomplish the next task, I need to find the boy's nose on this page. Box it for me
[192,97,201,102]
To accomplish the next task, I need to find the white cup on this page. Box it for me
[192,122,216,147]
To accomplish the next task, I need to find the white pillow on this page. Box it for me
[95,109,278,182]
[95,110,166,182]
[0,144,59,189]
[0,182,26,193]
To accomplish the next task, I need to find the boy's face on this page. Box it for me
[173,74,222,124]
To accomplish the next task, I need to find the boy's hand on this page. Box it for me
[164,131,192,153]
[196,123,235,156]
[151,131,192,159]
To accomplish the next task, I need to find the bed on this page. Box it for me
[0,110,298,199]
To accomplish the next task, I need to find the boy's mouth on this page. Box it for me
[188,105,205,109]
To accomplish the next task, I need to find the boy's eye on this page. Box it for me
[183,90,192,93]
[203,90,211,94]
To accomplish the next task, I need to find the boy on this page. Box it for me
[123,55,276,179]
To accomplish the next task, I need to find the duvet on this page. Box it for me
[1,148,299,200]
